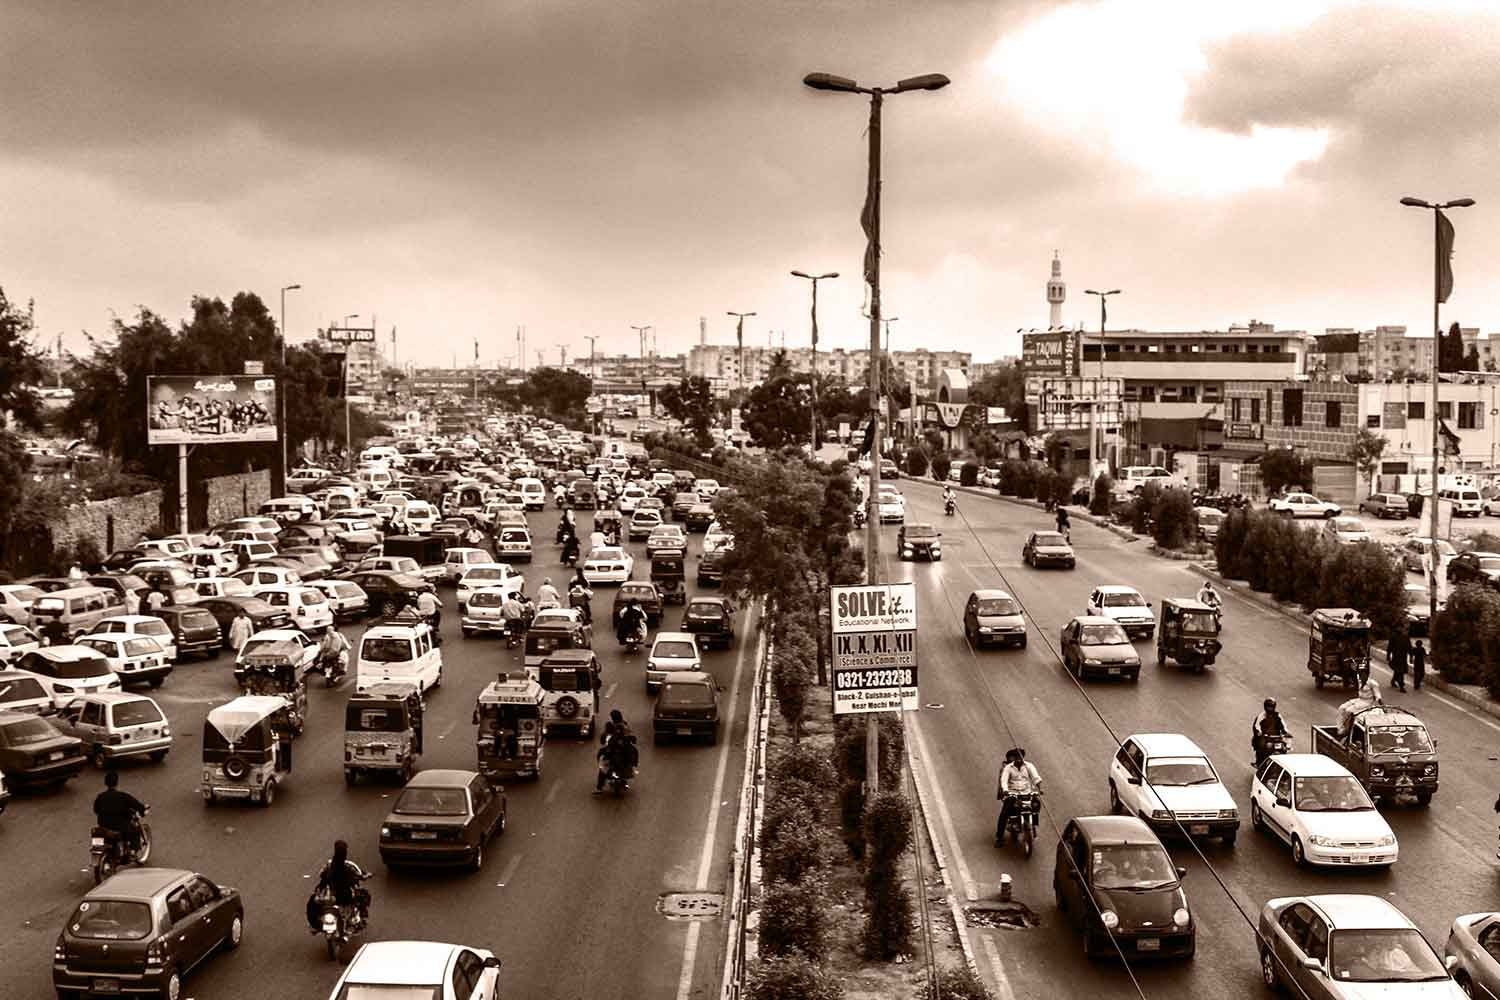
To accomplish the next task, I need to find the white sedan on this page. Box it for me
[876,488,906,523]
[456,564,526,607]
[618,487,648,514]
[327,941,501,1000]
[583,546,635,584]
[1107,733,1239,844]
[1268,492,1341,518]
[1086,585,1156,639]
[1250,753,1396,868]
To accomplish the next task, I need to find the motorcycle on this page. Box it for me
[1253,731,1292,767]
[999,793,1041,857]
[944,498,956,517]
[91,809,152,885]
[312,877,371,961]
[619,621,646,653]
[561,539,580,567]
[505,617,527,649]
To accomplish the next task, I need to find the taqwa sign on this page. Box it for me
[829,582,918,714]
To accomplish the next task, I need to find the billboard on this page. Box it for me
[1038,377,1124,431]
[829,582,918,714]
[146,375,278,445]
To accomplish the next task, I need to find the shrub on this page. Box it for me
[1150,486,1197,550]
[861,790,914,960]
[1241,512,1279,592]
[917,967,994,1000]
[1014,461,1040,499]
[1089,473,1113,516]
[1317,541,1408,642]
[930,452,952,483]
[1464,531,1500,553]
[761,801,831,885]
[833,714,905,788]
[1432,582,1500,685]
[1041,470,1072,508]
[998,460,1023,495]
[959,460,979,487]
[772,632,814,741]
[745,954,844,1000]
[1266,519,1324,607]
[772,741,838,790]
[1215,507,1254,578]
[759,879,830,959]
[838,779,866,858]
[904,448,929,477]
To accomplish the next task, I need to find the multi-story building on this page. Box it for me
[685,344,969,393]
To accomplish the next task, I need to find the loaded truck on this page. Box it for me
[1309,707,1438,806]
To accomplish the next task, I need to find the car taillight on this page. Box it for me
[108,734,124,745]
[145,939,165,968]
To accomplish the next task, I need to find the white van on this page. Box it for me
[1118,466,1175,494]
[355,619,444,693]
[1439,486,1483,517]
[360,446,402,467]
[259,496,319,524]
[515,477,547,511]
[356,466,395,495]
[252,585,334,633]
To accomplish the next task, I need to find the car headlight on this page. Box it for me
[1377,834,1396,847]
[1218,808,1238,820]
[1126,656,1140,666]
[1100,910,1119,929]
[978,627,993,633]
[1173,907,1191,928]
[1151,809,1171,821]
[1423,764,1437,775]
[380,825,391,838]
[1308,834,1337,847]
[1369,766,1384,777]
[1083,658,1102,665]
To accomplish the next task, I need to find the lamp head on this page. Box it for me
[1445,197,1477,209]
[894,73,951,93]
[803,72,860,93]
[1399,196,1431,208]
[791,270,810,279]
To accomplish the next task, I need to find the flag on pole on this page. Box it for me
[474,339,479,362]
[1436,209,1455,304]
[861,173,879,286]
[1439,416,1461,455]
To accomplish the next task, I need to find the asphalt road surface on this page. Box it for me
[1,507,754,1000]
[890,479,1500,999]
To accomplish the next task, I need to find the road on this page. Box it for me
[1,507,754,1000]
[889,479,1500,998]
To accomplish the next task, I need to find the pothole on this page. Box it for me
[965,900,1040,929]
[658,891,724,921]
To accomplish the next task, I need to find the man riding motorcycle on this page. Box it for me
[1252,698,1290,765]
[1197,581,1222,614]
[318,627,351,683]
[561,533,581,566]
[568,578,594,626]
[307,839,371,932]
[536,578,561,611]
[616,600,648,648]
[94,770,147,858]
[595,726,639,793]
[994,747,1042,847]
[942,486,957,515]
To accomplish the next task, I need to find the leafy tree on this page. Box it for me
[1439,321,1465,373]
[1090,473,1114,516]
[494,366,592,421]
[1148,484,1196,549]
[1432,582,1500,686]
[903,447,928,477]
[657,375,715,445]
[968,362,1029,432]
[1259,448,1313,495]
[1317,541,1408,642]
[959,460,979,486]
[0,287,47,429]
[1350,427,1387,491]
[740,373,812,449]
[0,433,31,571]
[861,790,913,960]
[1465,345,1481,371]
[930,452,952,482]
[745,955,844,1000]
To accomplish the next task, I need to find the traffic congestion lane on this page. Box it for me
[0,510,752,1000]
[889,481,1500,997]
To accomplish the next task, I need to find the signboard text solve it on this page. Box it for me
[829,582,918,714]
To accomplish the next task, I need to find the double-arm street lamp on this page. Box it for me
[791,270,837,449]
[1084,288,1121,480]
[1400,194,1476,631]
[804,68,948,794]
[278,284,301,493]
[727,311,756,395]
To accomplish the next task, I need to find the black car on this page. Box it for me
[87,574,151,604]
[0,709,86,787]
[897,523,942,561]
[195,596,290,648]
[670,492,702,521]
[1053,815,1194,960]
[612,582,663,628]
[150,605,223,659]
[683,503,715,533]
[379,769,507,871]
[350,570,432,618]
[653,671,721,744]
[1447,550,1500,589]
[697,548,727,588]
[102,549,153,573]
[680,596,736,650]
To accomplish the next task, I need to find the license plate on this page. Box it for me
[91,837,106,847]
[1190,824,1209,835]
[50,751,63,761]
[410,831,437,840]
[1136,939,1160,952]
[1107,667,1121,676]
[678,727,695,735]
[93,979,121,993]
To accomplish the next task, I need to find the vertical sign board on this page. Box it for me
[829,583,918,714]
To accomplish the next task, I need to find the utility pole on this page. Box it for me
[558,345,567,367]
[727,311,756,396]
[1085,289,1122,481]
[277,283,301,495]
[792,270,838,450]
[584,335,598,381]
[535,349,545,368]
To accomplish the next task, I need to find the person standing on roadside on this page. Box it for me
[145,586,167,613]
[123,587,141,617]
[228,608,254,653]
[1411,639,1426,690]
[1388,633,1409,692]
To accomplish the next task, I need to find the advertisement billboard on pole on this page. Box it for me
[829,582,918,714]
[146,375,279,445]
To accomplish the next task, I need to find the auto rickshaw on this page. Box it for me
[343,680,425,785]
[200,694,295,806]
[1154,598,1222,673]
[235,654,309,736]
[1308,607,1372,689]
[651,547,687,606]
[595,509,623,547]
[474,672,546,781]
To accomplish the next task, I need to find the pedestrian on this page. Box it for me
[1411,639,1426,690]
[228,609,254,653]
[42,619,69,647]
[123,588,141,617]
[67,562,84,581]
[144,586,167,613]
[1388,634,1408,692]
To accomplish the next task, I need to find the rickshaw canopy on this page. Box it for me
[205,695,291,744]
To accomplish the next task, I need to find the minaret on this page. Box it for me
[1047,250,1066,330]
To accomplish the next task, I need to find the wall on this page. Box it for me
[205,469,272,527]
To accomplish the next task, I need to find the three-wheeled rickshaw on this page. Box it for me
[1308,607,1371,689]
[651,547,687,606]
[595,509,623,548]
[235,653,309,736]
[343,680,425,785]
[201,694,295,806]
[1155,598,1222,673]
[474,672,546,781]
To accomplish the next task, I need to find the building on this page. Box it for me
[685,344,970,393]
[1305,325,1500,379]
[1046,252,1065,331]
[587,353,685,381]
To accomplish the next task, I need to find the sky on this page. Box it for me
[5,0,1500,369]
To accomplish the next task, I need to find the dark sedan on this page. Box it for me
[379,769,507,871]
[150,605,223,659]
[680,596,735,650]
[653,671,721,744]
[897,523,943,561]
[1358,492,1409,519]
[87,574,151,604]
[670,492,702,522]
[1023,530,1075,569]
[349,570,433,618]
[612,582,663,628]
[0,709,86,788]
[682,503,715,532]
[196,596,290,648]
[1448,551,1500,589]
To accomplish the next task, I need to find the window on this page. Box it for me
[1366,414,1381,428]
[1203,385,1221,402]
[1251,397,1262,423]
[1231,398,1242,421]
[1460,401,1483,429]
[1326,401,1342,428]
[1282,388,1304,427]
[1439,401,1453,420]
[1179,386,1198,403]
[1409,401,1425,419]
[1138,385,1156,402]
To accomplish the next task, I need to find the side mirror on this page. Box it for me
[1175,865,1187,878]
[1126,776,1141,786]
[1301,956,1323,973]
[1445,955,1460,972]
[484,955,502,969]
[1275,796,1291,809]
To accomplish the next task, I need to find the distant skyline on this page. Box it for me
[5,1,1500,367]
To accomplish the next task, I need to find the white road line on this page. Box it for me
[495,852,522,888]
[981,932,1018,1000]
[604,682,617,699]
[545,779,562,804]
[674,617,760,1000]
[908,713,979,902]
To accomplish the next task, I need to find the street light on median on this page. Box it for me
[278,284,301,494]
[791,270,838,450]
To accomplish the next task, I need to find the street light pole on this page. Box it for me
[805,67,949,797]
[1401,195,1476,634]
[584,335,598,381]
[277,283,301,494]
[727,312,756,396]
[792,271,838,451]
[341,314,358,466]
[1084,288,1121,481]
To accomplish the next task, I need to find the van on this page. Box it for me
[355,618,444,693]
[515,477,546,511]
[252,585,334,633]
[1439,486,1483,518]
[259,496,318,524]
[357,467,395,494]
[1118,466,1175,493]
[28,586,121,641]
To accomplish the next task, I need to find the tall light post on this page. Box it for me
[340,314,358,466]
[1084,288,1121,479]
[792,270,838,449]
[584,335,598,381]
[727,311,756,395]
[1401,194,1475,631]
[277,283,301,493]
[805,67,948,796]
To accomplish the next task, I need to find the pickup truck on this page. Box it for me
[1310,707,1438,805]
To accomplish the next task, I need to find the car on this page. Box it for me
[1085,586,1155,639]
[683,503,716,532]
[963,589,1026,648]
[195,595,290,646]
[13,646,122,707]
[1403,583,1432,638]
[645,631,702,693]
[1193,506,1226,542]
[646,525,688,560]
[379,769,507,870]
[330,516,383,552]
[182,546,240,579]
[227,515,283,536]
[1323,516,1373,546]
[234,565,303,590]
[876,487,906,524]
[880,458,900,480]
[1447,551,1500,588]
[93,614,181,663]
[618,486,648,514]
[150,604,224,659]
[680,595,736,649]
[235,627,321,677]
[0,622,40,665]
[249,585,334,634]
[1060,616,1140,681]
[534,648,601,736]
[225,538,279,565]
[897,523,942,561]
[1440,485,1484,517]
[327,940,503,1000]
[583,546,634,585]
[1107,734,1238,844]
[0,668,57,715]
[629,509,663,540]
[0,583,44,626]
[354,555,423,577]
[456,564,526,608]
[1270,492,1342,518]
[189,576,255,600]
[73,632,173,688]
[1052,815,1195,960]
[495,525,534,563]
[1445,912,1500,999]
[653,671,721,743]
[613,581,663,627]
[0,708,87,786]
[52,868,244,1000]
[1023,530,1076,569]
[1399,536,1457,575]
[1258,894,1459,997]
[52,691,172,767]
[311,578,369,620]
[1360,492,1410,519]
[1250,753,1397,868]
[402,501,439,533]
[670,492,702,521]
[351,570,435,618]
[702,527,733,554]
[277,548,333,581]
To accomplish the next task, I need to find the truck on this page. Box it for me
[1309,707,1438,806]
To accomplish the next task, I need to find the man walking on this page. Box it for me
[228,608,254,653]
[1411,639,1426,691]
[1388,633,1409,692]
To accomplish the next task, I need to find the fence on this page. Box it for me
[719,618,773,1000]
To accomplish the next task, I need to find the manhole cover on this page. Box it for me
[658,892,724,921]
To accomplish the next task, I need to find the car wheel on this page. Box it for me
[261,780,276,807]
[470,839,485,872]
[1250,800,1265,831]
[150,750,168,763]
[149,677,164,688]
[1108,781,1121,814]
[1291,836,1307,867]
[223,912,243,951]
[1259,944,1281,991]
[1221,831,1237,847]
[163,968,183,1000]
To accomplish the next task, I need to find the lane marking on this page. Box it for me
[604,682,617,699]
[981,932,1018,1000]
[545,779,562,804]
[675,613,759,1000]
[908,713,978,901]
[495,851,522,888]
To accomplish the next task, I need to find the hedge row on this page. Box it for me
[1432,582,1500,697]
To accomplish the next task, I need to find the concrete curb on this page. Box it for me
[1186,563,1500,722]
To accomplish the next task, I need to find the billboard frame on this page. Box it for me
[146,374,279,446]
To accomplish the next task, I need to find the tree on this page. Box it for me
[0,287,47,430]
[968,362,1029,432]
[0,433,31,571]
[657,375,715,445]
[1465,345,1481,371]
[1259,448,1313,495]
[1317,542,1408,642]
[740,374,812,449]
[1440,321,1465,373]
[1350,427,1387,491]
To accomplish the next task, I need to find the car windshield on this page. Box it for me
[976,598,1019,616]
[660,683,713,707]
[1033,533,1067,547]
[123,638,160,657]
[590,549,624,562]
[1332,518,1364,532]
[687,603,722,619]
[500,530,528,542]
[1145,757,1218,786]
[1329,928,1448,983]
[361,638,414,663]
[654,641,697,659]
[113,699,164,725]
[465,569,504,581]
[1366,726,1433,754]
[393,786,469,816]
[68,900,153,941]
[1091,844,1177,890]
[0,675,47,704]
[621,587,653,600]
[1292,775,1373,811]
[1079,624,1129,645]
[8,586,43,603]
[905,525,938,538]
[2,626,33,644]
[216,579,252,596]
[469,591,505,608]
[1477,556,1500,571]
[1101,592,1146,608]
[2,716,61,745]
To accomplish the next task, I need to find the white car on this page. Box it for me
[355,556,422,577]
[457,564,526,607]
[877,488,906,524]
[443,547,496,583]
[1250,753,1397,868]
[73,632,172,688]
[191,576,255,600]
[11,646,122,708]
[0,623,41,665]
[494,526,533,563]
[234,566,303,590]
[618,487,648,514]
[92,615,180,663]
[402,501,438,533]
[583,547,635,585]
[137,537,191,560]
[693,478,721,498]
[183,547,239,578]
[311,579,369,620]
[225,515,283,536]
[646,631,702,693]
[703,529,733,554]
[1322,516,1372,546]
[1269,492,1341,519]
[0,584,44,627]
[1107,734,1239,845]
[251,585,335,634]
[1086,586,1156,639]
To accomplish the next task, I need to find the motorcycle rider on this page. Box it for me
[1252,698,1289,764]
[308,839,370,932]
[318,627,351,683]
[594,725,639,793]
[94,770,147,858]
[561,532,581,566]
[568,577,594,626]
[616,600,647,647]
[500,591,526,644]
[600,708,630,743]
[942,485,957,514]
[994,747,1042,847]
[536,578,561,610]
[1055,506,1071,541]
[1197,581,1222,613]
[553,483,567,508]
